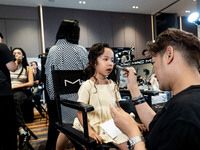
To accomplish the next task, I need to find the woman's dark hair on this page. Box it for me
[31,61,38,66]
[56,20,80,44]
[84,43,110,79]
[12,48,29,78]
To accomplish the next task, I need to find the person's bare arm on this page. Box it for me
[126,67,156,130]
[77,111,102,144]
[8,55,21,72]
[135,102,156,131]
[12,66,34,89]
[6,61,17,72]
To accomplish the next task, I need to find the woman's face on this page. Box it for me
[31,62,37,69]
[13,49,23,59]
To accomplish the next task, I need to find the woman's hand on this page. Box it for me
[77,111,102,144]
[89,129,102,144]
[15,55,22,63]
[34,80,40,85]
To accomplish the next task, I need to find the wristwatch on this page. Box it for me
[127,136,145,150]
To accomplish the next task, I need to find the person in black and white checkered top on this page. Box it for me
[45,20,88,150]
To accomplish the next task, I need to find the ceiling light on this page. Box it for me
[79,1,86,4]
[185,10,190,13]
[188,0,200,25]
[132,6,138,9]
[188,12,200,25]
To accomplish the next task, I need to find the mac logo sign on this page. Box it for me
[64,79,84,87]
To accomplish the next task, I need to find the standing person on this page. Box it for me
[10,48,34,149]
[110,28,200,150]
[0,43,18,150]
[142,49,151,58]
[73,43,145,150]
[45,19,88,150]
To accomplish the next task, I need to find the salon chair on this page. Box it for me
[52,70,119,150]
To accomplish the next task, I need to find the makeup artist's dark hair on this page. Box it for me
[147,28,200,69]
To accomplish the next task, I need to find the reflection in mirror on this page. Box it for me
[117,58,154,90]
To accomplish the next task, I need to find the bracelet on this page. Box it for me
[131,94,143,101]
[132,97,146,105]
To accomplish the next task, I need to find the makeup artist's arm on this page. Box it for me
[125,67,156,130]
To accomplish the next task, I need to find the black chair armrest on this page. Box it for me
[57,99,93,139]
[55,123,96,148]
[60,100,94,112]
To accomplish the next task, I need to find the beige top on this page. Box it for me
[10,64,27,87]
[73,79,128,144]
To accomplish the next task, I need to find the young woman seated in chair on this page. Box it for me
[10,48,34,149]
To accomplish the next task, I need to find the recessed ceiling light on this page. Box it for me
[185,10,190,13]
[79,1,86,4]
[132,6,138,9]
[193,0,196,1]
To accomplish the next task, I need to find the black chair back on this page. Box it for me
[51,70,98,150]
[52,70,85,96]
